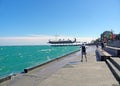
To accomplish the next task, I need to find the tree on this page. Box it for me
[101,31,114,42]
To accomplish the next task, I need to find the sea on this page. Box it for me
[0,45,80,78]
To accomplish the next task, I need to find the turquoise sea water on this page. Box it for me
[0,45,79,78]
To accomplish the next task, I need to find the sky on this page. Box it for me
[0,0,120,45]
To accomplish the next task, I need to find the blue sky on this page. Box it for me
[0,0,120,45]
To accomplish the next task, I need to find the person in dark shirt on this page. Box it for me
[81,44,87,62]
[101,42,104,50]
[96,42,99,48]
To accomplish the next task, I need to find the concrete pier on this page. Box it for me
[0,46,119,86]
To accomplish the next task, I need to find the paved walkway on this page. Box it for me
[0,46,119,86]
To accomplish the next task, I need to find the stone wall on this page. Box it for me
[107,40,120,48]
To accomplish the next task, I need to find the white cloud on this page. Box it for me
[0,35,95,46]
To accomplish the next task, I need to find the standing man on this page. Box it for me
[101,42,104,50]
[96,42,99,48]
[81,44,87,62]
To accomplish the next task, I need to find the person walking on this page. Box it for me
[96,42,99,48]
[101,42,104,50]
[81,44,87,62]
